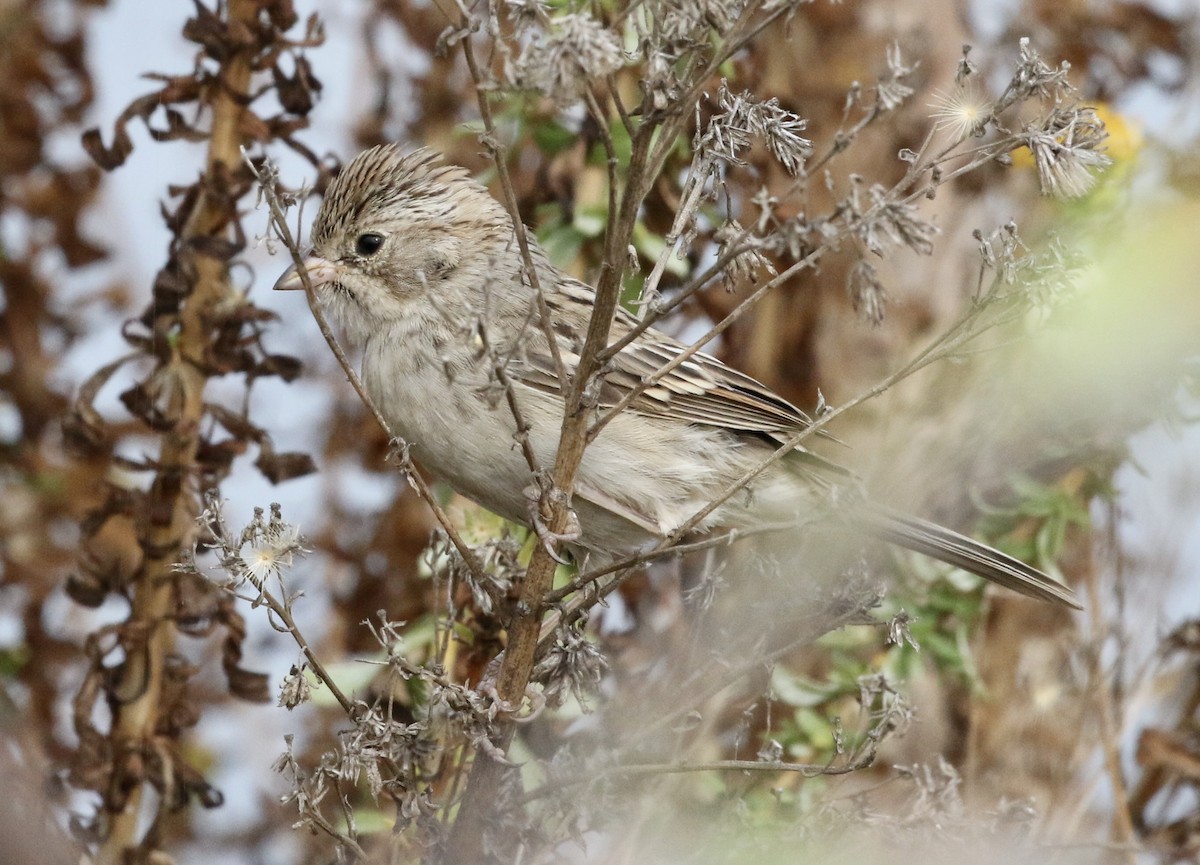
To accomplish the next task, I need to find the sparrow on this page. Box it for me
[274,144,1080,609]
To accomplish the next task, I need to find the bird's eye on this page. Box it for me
[356,233,384,257]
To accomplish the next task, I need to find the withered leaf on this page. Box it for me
[195,438,245,475]
[81,125,132,170]
[206,403,263,441]
[65,573,109,608]
[119,382,174,431]
[186,234,241,262]
[254,353,303,382]
[255,443,316,483]
[151,260,194,317]
[174,571,221,635]
[266,0,301,32]
[182,0,235,61]
[224,665,271,703]
[80,488,140,537]
[64,352,139,456]
[272,54,320,115]
[147,107,208,143]
[172,756,226,809]
[220,601,271,703]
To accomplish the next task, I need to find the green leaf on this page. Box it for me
[589,119,633,169]
[793,707,835,749]
[769,666,841,708]
[573,205,607,238]
[308,657,379,707]
[406,674,429,709]
[532,120,576,155]
[538,221,583,269]
[632,223,688,277]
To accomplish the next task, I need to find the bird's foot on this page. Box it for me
[524,482,580,565]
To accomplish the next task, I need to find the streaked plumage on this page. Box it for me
[274,144,1080,609]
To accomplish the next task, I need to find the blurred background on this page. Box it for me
[2,0,1199,862]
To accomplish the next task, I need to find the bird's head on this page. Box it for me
[273,145,512,340]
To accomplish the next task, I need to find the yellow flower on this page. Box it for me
[1012,102,1141,172]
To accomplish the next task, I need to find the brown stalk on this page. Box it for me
[446,20,659,861]
[1084,544,1138,861]
[95,2,258,861]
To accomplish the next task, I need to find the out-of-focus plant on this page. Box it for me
[60,3,326,862]
[4,0,1196,864]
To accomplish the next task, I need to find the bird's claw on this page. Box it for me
[524,483,580,565]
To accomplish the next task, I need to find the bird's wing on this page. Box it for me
[509,281,816,437]
[506,282,1082,609]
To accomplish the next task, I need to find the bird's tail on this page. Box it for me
[852,504,1082,609]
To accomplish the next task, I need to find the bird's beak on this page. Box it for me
[273,253,339,292]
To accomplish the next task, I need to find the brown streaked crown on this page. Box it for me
[311,145,508,250]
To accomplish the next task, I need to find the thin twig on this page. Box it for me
[543,278,1003,640]
[523,755,872,803]
[1084,539,1139,861]
[545,518,820,604]
[256,585,356,715]
[461,35,569,389]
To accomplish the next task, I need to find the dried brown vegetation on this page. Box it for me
[0,1,1197,864]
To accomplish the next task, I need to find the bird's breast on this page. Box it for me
[361,333,535,521]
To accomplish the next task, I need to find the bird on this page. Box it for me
[274,144,1080,610]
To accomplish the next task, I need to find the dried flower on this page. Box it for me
[278,664,313,709]
[1010,37,1072,100]
[422,527,517,616]
[510,12,624,106]
[504,0,548,28]
[659,0,743,43]
[929,81,991,139]
[858,184,938,257]
[975,223,1084,316]
[876,43,916,111]
[954,43,977,85]
[532,624,607,707]
[715,220,776,291]
[847,259,886,326]
[641,51,679,115]
[976,221,1024,286]
[886,609,918,650]
[756,738,784,762]
[240,505,305,585]
[1024,107,1111,199]
[193,498,308,590]
[894,756,964,821]
[695,83,812,179]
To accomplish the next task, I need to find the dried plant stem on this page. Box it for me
[1084,548,1138,861]
[96,2,258,862]
[637,170,711,315]
[523,756,869,803]
[256,586,355,714]
[448,25,660,862]
[544,519,820,604]
[461,34,568,388]
[583,85,622,250]
[603,230,756,355]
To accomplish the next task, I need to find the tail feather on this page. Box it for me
[854,504,1082,609]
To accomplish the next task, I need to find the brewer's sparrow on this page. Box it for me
[274,145,1079,609]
